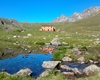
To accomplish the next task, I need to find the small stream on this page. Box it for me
[63,62,91,70]
[0,53,52,77]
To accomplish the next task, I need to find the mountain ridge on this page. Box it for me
[52,6,100,22]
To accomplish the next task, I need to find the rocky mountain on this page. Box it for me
[0,18,21,30]
[67,12,82,22]
[52,14,68,22]
[52,6,100,22]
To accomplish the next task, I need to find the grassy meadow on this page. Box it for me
[0,71,100,80]
[1,13,100,60]
[0,13,100,79]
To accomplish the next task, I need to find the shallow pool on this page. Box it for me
[0,53,52,77]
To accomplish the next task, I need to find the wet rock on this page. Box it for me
[61,65,72,71]
[71,68,82,76]
[61,65,82,76]
[42,61,61,69]
[15,68,32,76]
[77,57,85,64]
[83,64,100,76]
[62,56,72,62]
[62,72,74,78]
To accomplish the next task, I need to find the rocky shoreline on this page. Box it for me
[0,53,100,79]
[40,60,100,79]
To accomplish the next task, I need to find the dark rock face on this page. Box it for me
[52,6,100,22]
[0,20,5,25]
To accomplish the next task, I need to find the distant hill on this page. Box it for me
[0,18,21,30]
[52,6,100,23]
[49,11,100,34]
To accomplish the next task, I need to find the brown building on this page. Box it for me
[40,25,56,31]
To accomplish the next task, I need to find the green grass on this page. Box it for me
[37,70,66,80]
[0,72,34,80]
[0,13,100,60]
[0,71,100,80]
[0,11,100,80]
[78,75,100,80]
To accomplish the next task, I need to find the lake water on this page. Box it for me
[0,53,52,77]
[0,53,98,78]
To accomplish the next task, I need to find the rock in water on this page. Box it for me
[61,65,82,77]
[77,57,85,64]
[15,68,32,76]
[83,64,100,76]
[42,61,61,69]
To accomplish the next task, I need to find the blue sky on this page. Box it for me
[0,0,100,22]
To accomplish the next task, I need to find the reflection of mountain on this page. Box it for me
[52,6,100,22]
